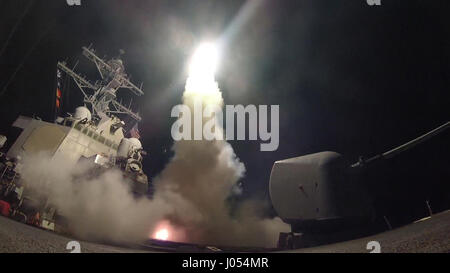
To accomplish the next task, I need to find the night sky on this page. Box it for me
[0,0,449,227]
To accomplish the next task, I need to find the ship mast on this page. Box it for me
[57,45,144,122]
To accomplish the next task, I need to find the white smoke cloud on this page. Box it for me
[19,153,173,243]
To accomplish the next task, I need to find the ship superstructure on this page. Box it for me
[0,46,149,230]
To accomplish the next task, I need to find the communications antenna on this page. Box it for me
[57,45,144,122]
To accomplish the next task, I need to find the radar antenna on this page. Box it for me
[57,45,144,122]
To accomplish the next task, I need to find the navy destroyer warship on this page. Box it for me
[0,46,149,232]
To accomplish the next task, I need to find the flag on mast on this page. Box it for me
[55,68,63,117]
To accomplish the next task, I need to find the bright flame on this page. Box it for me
[155,228,169,241]
[189,42,218,80]
[151,220,187,242]
[186,42,219,94]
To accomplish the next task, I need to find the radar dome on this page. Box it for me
[74,106,92,121]
[118,138,142,158]
[128,138,142,149]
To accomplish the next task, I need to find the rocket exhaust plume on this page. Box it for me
[18,42,288,248]
[152,42,289,246]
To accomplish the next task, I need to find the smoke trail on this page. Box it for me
[151,44,289,246]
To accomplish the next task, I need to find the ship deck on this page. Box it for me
[0,210,449,253]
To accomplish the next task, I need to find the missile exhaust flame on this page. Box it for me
[155,228,169,241]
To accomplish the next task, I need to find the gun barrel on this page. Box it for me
[352,121,450,168]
